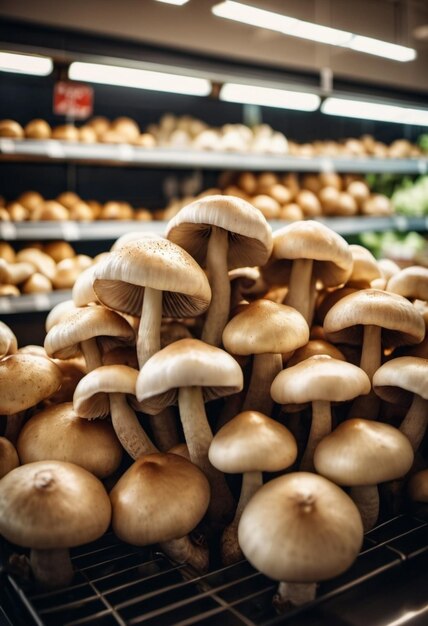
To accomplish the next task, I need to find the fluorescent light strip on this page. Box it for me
[154,0,189,5]
[212,1,416,62]
[220,83,320,111]
[69,61,211,96]
[321,97,428,126]
[0,51,53,76]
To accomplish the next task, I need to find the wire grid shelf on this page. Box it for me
[1,513,428,626]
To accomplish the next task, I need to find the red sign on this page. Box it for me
[53,82,93,119]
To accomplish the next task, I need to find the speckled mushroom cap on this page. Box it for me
[263,221,353,288]
[0,354,62,415]
[313,419,414,486]
[0,321,17,358]
[373,357,428,404]
[136,338,243,415]
[324,289,425,347]
[387,266,428,301]
[271,355,370,404]
[17,402,122,478]
[238,472,363,582]
[93,238,211,317]
[209,411,297,473]
[348,245,381,285]
[110,453,210,545]
[110,231,164,251]
[0,437,19,479]
[165,195,273,269]
[44,307,135,360]
[0,460,111,549]
[45,300,78,333]
[74,365,140,418]
[222,300,309,355]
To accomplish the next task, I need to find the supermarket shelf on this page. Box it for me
[0,216,427,241]
[1,138,428,173]
[0,289,72,314]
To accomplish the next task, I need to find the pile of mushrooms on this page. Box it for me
[0,196,426,613]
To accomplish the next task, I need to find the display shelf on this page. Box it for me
[1,138,428,173]
[0,289,72,314]
[0,216,427,242]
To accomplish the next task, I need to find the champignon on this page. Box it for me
[0,437,19,478]
[0,321,17,358]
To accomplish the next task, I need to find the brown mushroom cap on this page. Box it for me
[209,411,297,473]
[0,437,19,479]
[93,238,211,317]
[387,266,428,302]
[166,195,273,270]
[314,419,414,486]
[348,245,381,285]
[223,299,309,355]
[0,460,111,548]
[16,248,56,281]
[0,354,62,414]
[25,119,51,139]
[74,365,139,418]
[110,453,210,545]
[238,472,363,582]
[136,338,243,415]
[373,356,428,404]
[286,339,345,366]
[17,402,122,478]
[0,321,17,358]
[0,120,24,138]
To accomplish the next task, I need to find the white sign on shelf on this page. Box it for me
[33,294,51,310]
[0,222,17,239]
[61,222,80,240]
[0,139,16,154]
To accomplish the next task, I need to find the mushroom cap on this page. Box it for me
[0,437,19,479]
[373,356,428,404]
[93,239,211,317]
[72,265,99,307]
[324,289,425,347]
[314,419,414,486]
[387,266,428,301]
[45,300,78,332]
[264,221,353,288]
[238,472,363,582]
[209,411,297,473]
[44,306,135,360]
[17,402,122,478]
[110,453,210,545]
[0,460,111,549]
[0,354,62,414]
[286,339,345,367]
[0,321,17,358]
[348,245,381,285]
[165,195,273,270]
[222,300,309,355]
[136,338,243,415]
[74,365,139,418]
[408,469,428,503]
[271,355,370,404]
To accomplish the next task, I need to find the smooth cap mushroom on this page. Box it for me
[0,437,19,478]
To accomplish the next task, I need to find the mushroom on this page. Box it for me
[347,245,382,288]
[166,195,272,346]
[72,265,99,306]
[44,241,75,263]
[314,419,414,530]
[0,120,24,138]
[286,339,345,367]
[0,354,62,442]
[22,273,52,294]
[93,238,211,367]
[263,221,352,324]
[408,469,428,505]
[0,259,35,285]
[45,300,78,332]
[0,321,17,358]
[271,355,370,471]
[110,453,210,572]
[373,357,428,451]
[238,472,363,609]
[17,402,122,478]
[16,248,56,281]
[74,365,157,459]
[0,437,19,478]
[137,338,243,523]
[222,300,309,415]
[0,460,111,588]
[209,411,297,564]
[386,266,428,302]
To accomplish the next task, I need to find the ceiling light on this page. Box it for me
[321,97,428,126]
[154,0,189,5]
[220,83,320,111]
[212,1,416,62]
[68,62,211,96]
[0,51,53,76]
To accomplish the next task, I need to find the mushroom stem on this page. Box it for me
[109,393,157,459]
[4,411,26,444]
[350,484,379,531]
[30,548,74,589]
[284,259,314,324]
[80,337,103,372]
[137,286,163,368]
[400,395,428,452]
[178,386,234,524]
[221,470,263,565]
[202,226,230,347]
[273,581,317,611]
[243,353,283,415]
[149,407,180,451]
[300,400,332,472]
[349,324,381,419]
[160,535,209,573]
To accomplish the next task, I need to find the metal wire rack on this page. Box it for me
[1,513,427,626]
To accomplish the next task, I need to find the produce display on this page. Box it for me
[0,196,426,611]
[392,174,428,216]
